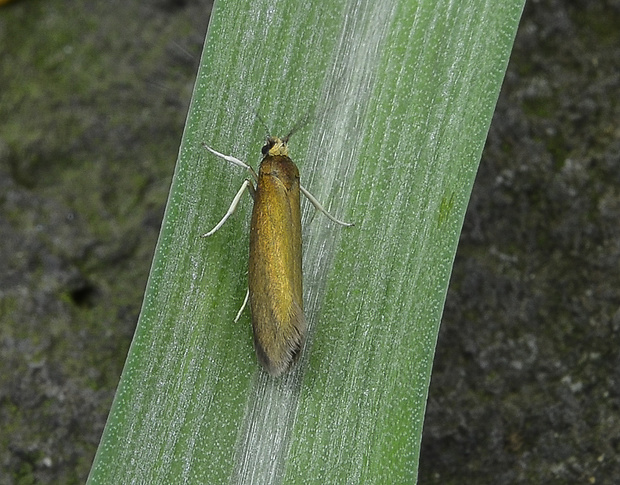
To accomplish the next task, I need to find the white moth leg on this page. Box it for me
[234,288,250,323]
[300,185,354,227]
[202,143,258,182]
[201,179,252,237]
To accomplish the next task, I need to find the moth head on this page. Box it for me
[262,136,289,158]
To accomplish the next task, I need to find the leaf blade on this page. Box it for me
[87,0,524,483]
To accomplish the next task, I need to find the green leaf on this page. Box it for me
[87,0,524,482]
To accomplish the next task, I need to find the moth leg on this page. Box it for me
[234,288,250,323]
[300,185,354,227]
[202,143,258,182]
[201,179,253,237]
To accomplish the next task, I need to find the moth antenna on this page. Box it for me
[254,112,270,138]
[284,109,313,142]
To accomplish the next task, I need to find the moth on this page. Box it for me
[202,134,352,377]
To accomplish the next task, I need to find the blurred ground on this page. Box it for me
[419,1,620,483]
[0,1,213,483]
[0,0,618,483]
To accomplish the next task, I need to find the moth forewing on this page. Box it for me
[249,152,305,377]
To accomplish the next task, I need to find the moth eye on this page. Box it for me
[262,138,275,155]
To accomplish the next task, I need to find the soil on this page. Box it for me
[419,1,620,483]
[0,1,213,483]
[1,0,618,483]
